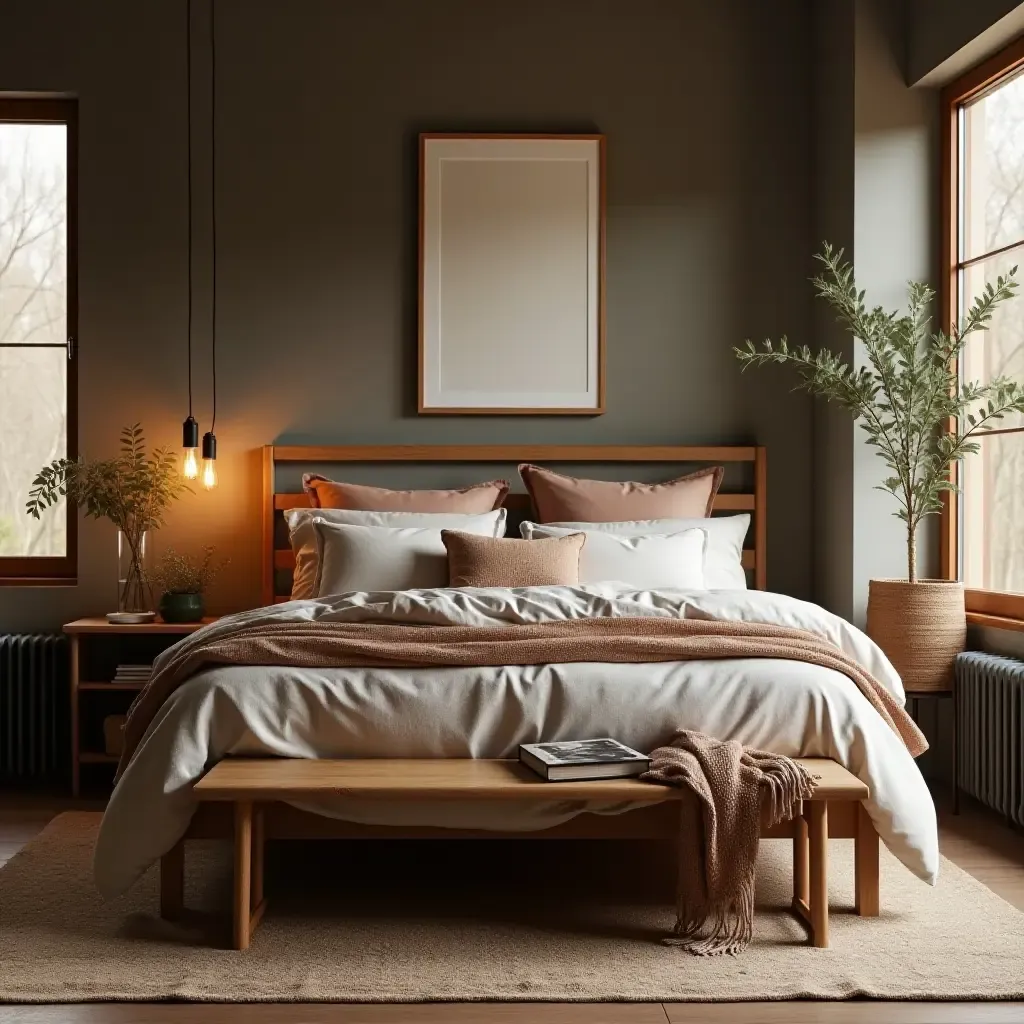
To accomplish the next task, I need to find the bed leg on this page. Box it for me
[160,840,184,921]
[855,802,880,917]
[234,800,253,950]
[252,804,266,911]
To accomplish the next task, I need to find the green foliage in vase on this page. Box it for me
[146,546,227,595]
[26,424,189,609]
[735,244,1024,583]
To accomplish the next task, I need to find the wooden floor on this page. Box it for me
[0,790,1022,1024]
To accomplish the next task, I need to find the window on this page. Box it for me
[0,98,77,584]
[942,40,1024,623]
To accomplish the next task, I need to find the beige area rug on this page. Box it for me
[1,812,1023,1003]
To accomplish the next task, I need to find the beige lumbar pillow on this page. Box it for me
[442,530,585,589]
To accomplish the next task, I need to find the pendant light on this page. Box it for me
[200,0,218,490]
[181,0,199,480]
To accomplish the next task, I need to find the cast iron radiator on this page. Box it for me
[956,651,1024,826]
[0,634,68,784]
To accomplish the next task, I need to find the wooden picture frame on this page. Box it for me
[418,134,605,415]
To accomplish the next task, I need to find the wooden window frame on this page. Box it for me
[940,36,1024,627]
[0,97,78,586]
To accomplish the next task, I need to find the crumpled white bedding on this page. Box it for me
[93,584,938,898]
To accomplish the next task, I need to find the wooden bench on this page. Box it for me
[161,757,877,950]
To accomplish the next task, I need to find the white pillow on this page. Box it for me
[521,515,748,590]
[518,525,705,590]
[286,507,506,600]
[313,521,456,596]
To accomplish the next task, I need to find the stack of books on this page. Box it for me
[111,664,153,686]
[519,738,650,781]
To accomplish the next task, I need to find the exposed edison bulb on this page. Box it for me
[181,416,200,481]
[200,431,217,490]
[182,448,199,480]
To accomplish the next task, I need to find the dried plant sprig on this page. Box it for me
[146,545,228,595]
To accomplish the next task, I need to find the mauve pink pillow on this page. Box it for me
[302,474,509,513]
[519,463,723,523]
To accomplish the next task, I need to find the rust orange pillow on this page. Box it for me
[518,463,723,523]
[303,474,509,513]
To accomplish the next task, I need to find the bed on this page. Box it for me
[93,444,938,901]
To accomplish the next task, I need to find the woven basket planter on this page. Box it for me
[866,579,966,692]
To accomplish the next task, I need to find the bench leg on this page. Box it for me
[807,801,829,948]
[855,802,880,917]
[234,800,253,950]
[253,805,265,909]
[792,810,809,913]
[160,839,184,921]
[250,804,267,938]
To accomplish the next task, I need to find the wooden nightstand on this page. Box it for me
[63,617,217,796]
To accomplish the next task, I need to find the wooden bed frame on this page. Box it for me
[191,443,768,852]
[261,443,768,606]
[172,443,826,936]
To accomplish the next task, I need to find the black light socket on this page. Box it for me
[182,415,199,449]
[201,431,217,460]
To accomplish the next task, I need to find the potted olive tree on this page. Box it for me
[26,424,188,617]
[737,244,1024,690]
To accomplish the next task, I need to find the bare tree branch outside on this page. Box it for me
[0,123,68,557]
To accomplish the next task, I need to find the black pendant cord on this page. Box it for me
[209,0,217,435]
[186,0,193,420]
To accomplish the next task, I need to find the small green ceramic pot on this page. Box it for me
[159,591,205,624]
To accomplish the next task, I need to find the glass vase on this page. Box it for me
[117,529,150,613]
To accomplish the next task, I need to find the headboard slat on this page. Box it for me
[271,444,758,463]
[263,444,767,604]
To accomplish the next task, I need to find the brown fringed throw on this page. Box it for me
[642,730,814,957]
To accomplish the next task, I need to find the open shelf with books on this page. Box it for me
[63,617,216,796]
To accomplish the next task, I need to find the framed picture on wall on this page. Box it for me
[418,133,606,415]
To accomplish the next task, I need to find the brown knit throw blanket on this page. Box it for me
[116,616,927,779]
[642,730,814,956]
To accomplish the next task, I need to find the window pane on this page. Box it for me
[962,433,1024,593]
[0,122,67,558]
[960,248,1024,432]
[962,69,1024,260]
[0,347,67,556]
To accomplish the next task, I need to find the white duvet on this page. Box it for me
[94,584,938,898]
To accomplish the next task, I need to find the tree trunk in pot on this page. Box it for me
[866,579,965,692]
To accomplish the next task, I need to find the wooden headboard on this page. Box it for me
[262,444,767,606]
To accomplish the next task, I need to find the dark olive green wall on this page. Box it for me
[0,0,817,630]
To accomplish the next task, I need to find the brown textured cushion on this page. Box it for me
[519,463,723,523]
[303,474,509,513]
[442,530,585,588]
